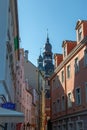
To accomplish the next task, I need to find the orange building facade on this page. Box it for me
[50,20,87,130]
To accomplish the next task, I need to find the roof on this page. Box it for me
[62,40,76,47]
[75,19,87,29]
[0,107,24,123]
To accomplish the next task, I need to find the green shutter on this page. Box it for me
[14,36,19,50]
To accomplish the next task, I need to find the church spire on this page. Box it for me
[47,28,49,43]
[37,48,43,71]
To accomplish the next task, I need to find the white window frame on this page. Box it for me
[75,87,81,105]
[78,27,82,42]
[68,92,72,108]
[61,70,64,83]
[74,57,79,73]
[67,65,70,79]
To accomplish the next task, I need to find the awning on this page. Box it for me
[0,107,24,123]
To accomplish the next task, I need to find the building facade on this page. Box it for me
[50,20,87,130]
[24,50,40,130]
[15,49,33,130]
[16,49,40,130]
[0,0,22,129]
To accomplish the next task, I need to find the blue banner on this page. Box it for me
[1,102,16,110]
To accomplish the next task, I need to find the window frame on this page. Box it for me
[76,120,84,130]
[62,123,66,130]
[78,27,82,42]
[74,57,79,73]
[57,98,60,112]
[67,64,70,79]
[61,70,64,83]
[75,87,81,105]
[61,95,65,111]
[68,121,74,130]
[68,92,72,108]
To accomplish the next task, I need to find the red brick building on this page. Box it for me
[50,20,87,130]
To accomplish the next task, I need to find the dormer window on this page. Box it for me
[78,27,82,42]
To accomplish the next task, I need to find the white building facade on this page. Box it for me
[0,0,24,130]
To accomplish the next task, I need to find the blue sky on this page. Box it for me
[18,0,87,66]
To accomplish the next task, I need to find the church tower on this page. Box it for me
[38,33,54,130]
[43,34,54,78]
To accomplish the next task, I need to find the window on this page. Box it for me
[75,57,79,73]
[68,92,72,108]
[78,27,82,42]
[84,48,87,67]
[76,88,81,105]
[61,96,65,110]
[57,99,60,112]
[53,126,57,130]
[67,65,70,78]
[68,122,74,130]
[57,125,61,130]
[61,70,64,82]
[52,102,56,114]
[45,89,50,98]
[62,124,66,130]
[76,121,84,130]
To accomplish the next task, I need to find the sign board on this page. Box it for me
[1,102,16,110]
